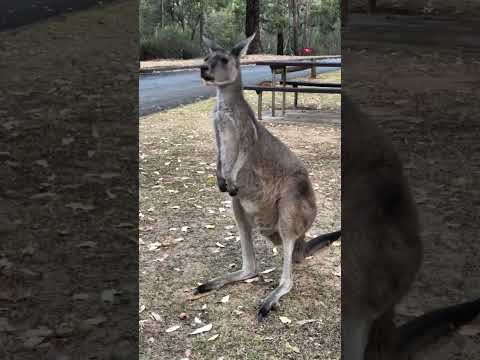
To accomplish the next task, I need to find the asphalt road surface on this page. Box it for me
[140,60,341,117]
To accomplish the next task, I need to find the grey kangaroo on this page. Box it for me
[194,34,341,320]
[342,95,480,360]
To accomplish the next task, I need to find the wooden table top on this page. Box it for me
[254,59,341,68]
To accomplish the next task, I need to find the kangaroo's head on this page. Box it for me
[200,34,256,86]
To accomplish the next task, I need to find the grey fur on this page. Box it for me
[342,95,423,359]
[195,36,322,320]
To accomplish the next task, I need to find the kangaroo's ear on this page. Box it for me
[202,36,223,53]
[231,33,256,57]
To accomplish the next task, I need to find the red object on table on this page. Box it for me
[303,47,313,55]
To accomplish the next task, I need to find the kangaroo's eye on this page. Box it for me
[220,58,228,64]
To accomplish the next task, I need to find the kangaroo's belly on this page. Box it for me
[239,193,279,238]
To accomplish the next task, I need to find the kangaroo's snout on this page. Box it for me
[200,65,213,81]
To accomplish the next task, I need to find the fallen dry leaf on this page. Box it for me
[76,241,97,248]
[279,316,292,324]
[150,312,162,321]
[66,202,95,211]
[261,268,275,274]
[204,224,215,229]
[244,277,259,283]
[458,323,480,336]
[147,242,162,251]
[220,295,230,303]
[189,323,212,335]
[207,334,219,341]
[215,242,225,248]
[165,325,181,333]
[285,342,300,353]
[296,319,318,326]
[83,316,107,327]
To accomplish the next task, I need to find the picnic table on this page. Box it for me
[244,58,342,119]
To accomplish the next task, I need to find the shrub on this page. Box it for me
[140,26,201,60]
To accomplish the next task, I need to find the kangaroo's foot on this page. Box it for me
[193,270,257,294]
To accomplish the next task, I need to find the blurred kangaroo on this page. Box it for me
[194,34,341,320]
[342,95,480,360]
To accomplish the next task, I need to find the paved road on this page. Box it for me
[140,59,341,116]
[0,0,119,31]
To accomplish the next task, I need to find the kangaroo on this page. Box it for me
[342,95,480,360]
[194,34,341,320]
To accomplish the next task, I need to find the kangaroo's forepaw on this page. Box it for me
[217,177,227,192]
[226,182,238,196]
[228,186,239,196]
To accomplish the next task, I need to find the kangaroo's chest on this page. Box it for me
[215,110,236,149]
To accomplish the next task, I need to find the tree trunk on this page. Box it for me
[303,0,310,49]
[160,0,164,28]
[277,31,284,55]
[199,7,207,52]
[190,14,201,41]
[341,0,348,27]
[290,0,299,55]
[245,0,262,54]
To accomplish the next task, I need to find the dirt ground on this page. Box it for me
[0,1,138,359]
[344,17,480,359]
[139,72,341,359]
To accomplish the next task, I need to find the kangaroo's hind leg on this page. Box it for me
[194,197,257,294]
[257,193,315,320]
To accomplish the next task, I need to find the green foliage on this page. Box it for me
[311,18,340,55]
[139,0,340,59]
[205,8,244,50]
[140,26,201,59]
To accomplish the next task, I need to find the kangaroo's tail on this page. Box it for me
[304,230,341,257]
[397,298,480,356]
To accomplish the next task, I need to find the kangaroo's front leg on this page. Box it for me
[194,198,257,294]
[214,113,240,196]
[214,124,227,193]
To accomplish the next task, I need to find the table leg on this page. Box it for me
[282,67,286,116]
[294,85,298,108]
[258,91,262,120]
[271,69,276,117]
[310,65,317,78]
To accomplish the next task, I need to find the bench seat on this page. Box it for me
[243,85,341,120]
